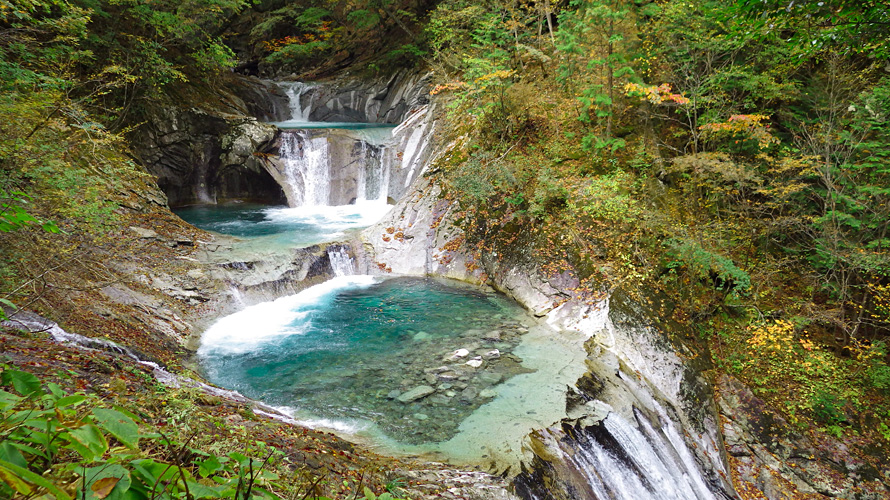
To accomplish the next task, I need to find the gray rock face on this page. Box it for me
[132,77,287,207]
[397,385,435,403]
[717,374,889,499]
[291,71,433,124]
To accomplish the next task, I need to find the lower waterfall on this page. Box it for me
[327,246,356,276]
[280,131,331,206]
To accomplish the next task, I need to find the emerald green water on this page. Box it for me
[173,201,392,247]
[198,276,534,444]
[270,120,398,130]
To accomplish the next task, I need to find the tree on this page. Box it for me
[556,0,645,150]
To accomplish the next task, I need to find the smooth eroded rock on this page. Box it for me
[397,385,435,403]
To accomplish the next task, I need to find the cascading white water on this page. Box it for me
[230,286,246,308]
[280,82,315,122]
[274,81,399,207]
[356,142,389,202]
[280,131,331,206]
[328,247,355,276]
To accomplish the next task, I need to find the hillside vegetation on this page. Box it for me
[413,0,890,448]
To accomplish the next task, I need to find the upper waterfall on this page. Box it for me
[262,77,437,209]
[281,82,314,123]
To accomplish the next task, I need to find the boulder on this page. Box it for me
[130,226,159,239]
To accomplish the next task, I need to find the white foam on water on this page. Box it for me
[262,200,392,234]
[198,275,379,356]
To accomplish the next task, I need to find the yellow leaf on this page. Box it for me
[91,477,120,499]
[0,467,32,495]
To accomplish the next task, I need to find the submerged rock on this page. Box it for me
[479,372,503,385]
[459,386,479,402]
[447,348,470,360]
[397,385,435,403]
[479,389,497,399]
[483,349,501,360]
[483,330,502,341]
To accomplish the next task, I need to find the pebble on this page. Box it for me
[424,374,438,384]
[437,371,458,381]
[413,413,429,420]
[466,357,483,368]
[479,389,497,399]
[483,349,501,360]
[386,390,402,399]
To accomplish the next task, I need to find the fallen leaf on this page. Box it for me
[91,476,120,499]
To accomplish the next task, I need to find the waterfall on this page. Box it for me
[280,82,315,122]
[268,79,436,209]
[512,293,733,499]
[230,286,246,308]
[516,406,720,500]
[357,141,388,202]
[280,131,331,206]
[328,247,355,276]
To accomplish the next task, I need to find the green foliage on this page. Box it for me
[448,149,521,204]
[732,0,890,59]
[572,171,641,223]
[347,9,382,30]
[665,239,751,295]
[0,191,59,234]
[865,341,890,392]
[0,368,294,500]
[810,389,848,425]
[556,0,639,146]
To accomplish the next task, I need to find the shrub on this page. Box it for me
[810,389,847,425]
